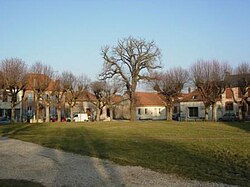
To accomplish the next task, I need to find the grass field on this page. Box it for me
[0,121,249,186]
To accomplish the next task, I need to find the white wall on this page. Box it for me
[180,101,223,121]
[136,106,166,120]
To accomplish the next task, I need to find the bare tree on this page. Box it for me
[227,62,250,120]
[89,81,106,121]
[191,60,231,121]
[103,79,123,121]
[0,58,28,122]
[64,72,88,121]
[100,36,161,121]
[0,69,4,90]
[51,73,68,122]
[29,62,54,123]
[152,67,189,120]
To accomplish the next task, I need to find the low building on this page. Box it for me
[135,92,166,120]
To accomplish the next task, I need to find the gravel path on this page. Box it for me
[0,137,235,187]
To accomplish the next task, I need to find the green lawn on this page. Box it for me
[0,121,249,186]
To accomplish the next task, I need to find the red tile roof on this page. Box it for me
[26,73,55,91]
[135,92,165,107]
[180,90,203,102]
[77,90,96,101]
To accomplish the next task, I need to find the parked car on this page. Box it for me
[219,112,239,122]
[73,113,88,122]
[0,117,11,125]
[172,113,180,121]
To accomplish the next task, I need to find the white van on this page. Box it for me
[73,113,88,122]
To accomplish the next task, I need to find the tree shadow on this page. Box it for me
[0,136,124,187]
[0,179,45,187]
[0,124,32,137]
[1,124,249,186]
[48,128,249,186]
[218,121,250,132]
[109,137,249,187]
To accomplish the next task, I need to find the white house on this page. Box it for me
[177,90,222,121]
[135,92,166,120]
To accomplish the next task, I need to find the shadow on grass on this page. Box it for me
[44,131,249,186]
[220,121,250,132]
[2,123,249,186]
[0,124,32,137]
[0,179,44,187]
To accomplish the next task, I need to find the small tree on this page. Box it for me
[89,81,106,121]
[51,72,77,122]
[103,79,123,121]
[64,72,88,121]
[227,62,250,120]
[29,62,54,123]
[191,60,231,121]
[152,67,188,120]
[0,58,28,122]
[100,36,161,121]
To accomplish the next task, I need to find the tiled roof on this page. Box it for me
[180,90,203,102]
[111,94,124,104]
[135,92,165,107]
[26,73,55,91]
[77,90,96,101]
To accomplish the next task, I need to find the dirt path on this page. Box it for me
[0,137,235,187]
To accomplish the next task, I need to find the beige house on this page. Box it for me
[135,92,166,120]
[0,89,23,121]
[113,92,167,120]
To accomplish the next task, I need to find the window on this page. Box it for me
[145,108,148,115]
[138,108,141,115]
[192,95,198,100]
[225,102,233,111]
[189,107,198,117]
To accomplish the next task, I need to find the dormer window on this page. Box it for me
[192,95,197,100]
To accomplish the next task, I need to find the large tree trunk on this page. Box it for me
[20,100,23,122]
[70,105,74,122]
[212,104,216,121]
[45,103,50,122]
[36,99,39,123]
[109,106,113,121]
[205,106,209,121]
[167,106,173,121]
[57,105,62,122]
[242,101,246,121]
[238,104,243,121]
[96,102,101,121]
[130,91,136,121]
[11,102,15,123]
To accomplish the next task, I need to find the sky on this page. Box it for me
[0,0,250,80]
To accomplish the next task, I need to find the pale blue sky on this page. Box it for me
[0,0,249,79]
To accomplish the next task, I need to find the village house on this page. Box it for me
[0,89,22,121]
[1,73,249,122]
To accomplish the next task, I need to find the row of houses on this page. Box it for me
[0,75,249,122]
[1,88,249,122]
[125,87,249,121]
